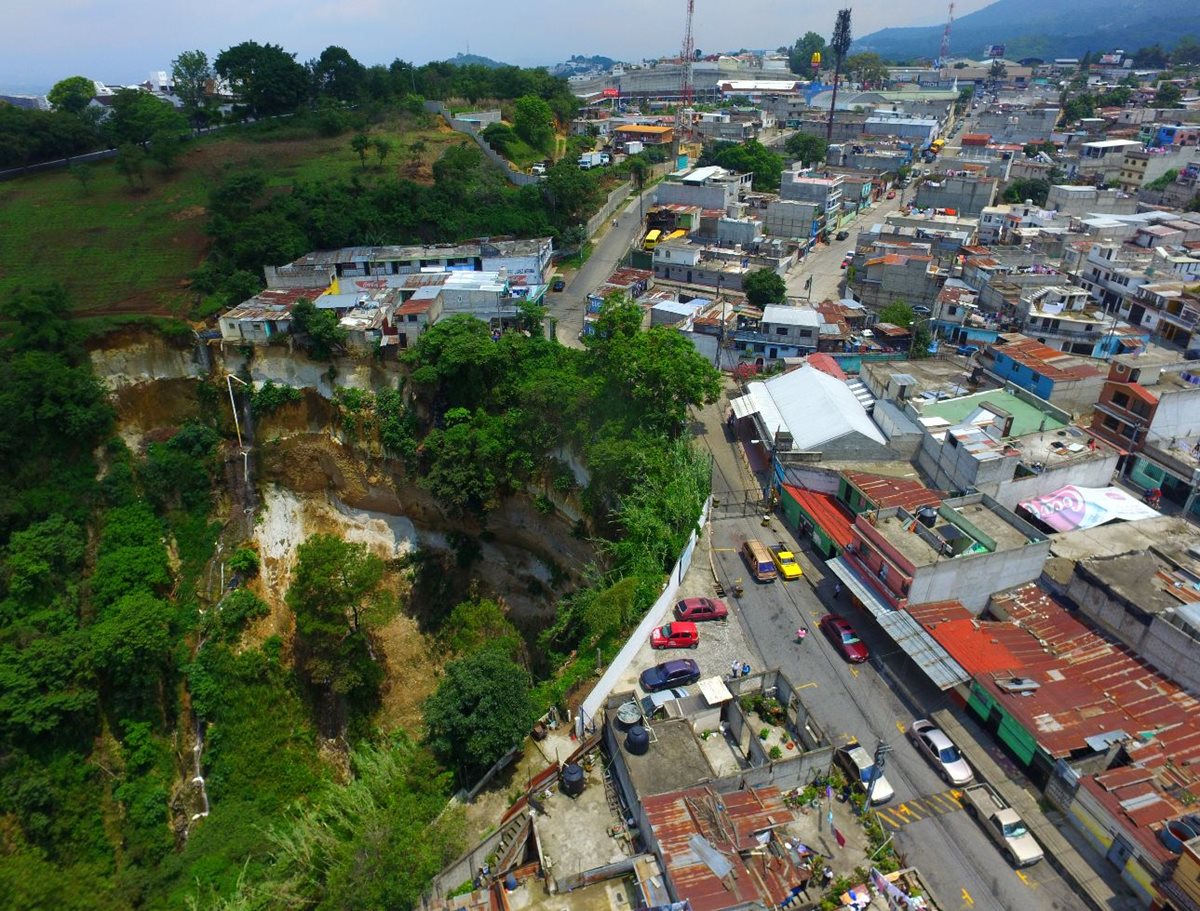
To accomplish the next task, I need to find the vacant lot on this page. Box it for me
[0,116,462,317]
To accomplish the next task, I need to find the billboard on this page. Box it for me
[1018,485,1159,532]
[1098,53,1123,66]
[601,87,619,98]
[984,44,1006,58]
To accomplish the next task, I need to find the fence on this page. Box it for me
[423,100,540,187]
[576,496,713,736]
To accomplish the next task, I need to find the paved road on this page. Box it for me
[548,186,657,348]
[693,401,1081,911]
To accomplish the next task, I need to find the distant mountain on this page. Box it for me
[855,0,1200,62]
[442,53,511,69]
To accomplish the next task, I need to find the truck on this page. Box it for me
[961,782,1044,867]
[577,151,608,170]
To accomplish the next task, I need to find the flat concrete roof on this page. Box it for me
[615,716,714,799]
[917,389,1066,437]
[531,762,632,879]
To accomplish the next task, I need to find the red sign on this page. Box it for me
[602,88,619,98]
[354,279,388,289]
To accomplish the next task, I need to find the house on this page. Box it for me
[217,288,315,343]
[654,165,751,213]
[984,334,1105,413]
[913,173,997,218]
[1017,285,1148,358]
[612,124,674,146]
[1126,281,1200,350]
[778,171,844,231]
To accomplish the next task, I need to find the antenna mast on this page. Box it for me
[939,1,955,66]
[674,0,695,159]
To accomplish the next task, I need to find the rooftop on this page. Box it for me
[914,388,1067,438]
[990,335,1103,383]
[870,496,1039,566]
[614,716,715,799]
[280,237,551,270]
[843,470,943,512]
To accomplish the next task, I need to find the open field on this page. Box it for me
[0,115,462,318]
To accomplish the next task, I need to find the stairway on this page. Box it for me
[494,809,531,872]
[845,377,876,414]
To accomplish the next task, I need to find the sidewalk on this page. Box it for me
[933,708,1143,911]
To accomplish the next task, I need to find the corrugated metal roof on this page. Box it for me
[843,471,942,512]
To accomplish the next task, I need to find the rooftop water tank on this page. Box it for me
[561,763,585,798]
[627,725,650,756]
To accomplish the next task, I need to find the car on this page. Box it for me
[835,741,895,803]
[674,597,729,622]
[956,344,980,357]
[639,658,701,692]
[818,613,869,663]
[768,544,803,580]
[909,719,975,785]
[887,190,897,199]
[552,277,566,292]
[650,621,700,649]
[835,229,850,241]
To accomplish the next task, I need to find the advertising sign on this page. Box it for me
[1018,485,1159,532]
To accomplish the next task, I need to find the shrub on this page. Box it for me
[228,547,260,577]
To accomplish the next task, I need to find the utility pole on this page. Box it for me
[864,741,893,809]
[826,9,853,143]
[225,374,249,448]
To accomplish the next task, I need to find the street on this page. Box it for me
[691,396,1082,911]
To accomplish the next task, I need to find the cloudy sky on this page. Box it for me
[2,0,994,93]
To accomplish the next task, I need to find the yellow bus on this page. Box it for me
[643,229,663,251]
[664,229,688,242]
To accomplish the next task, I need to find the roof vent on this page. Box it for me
[996,677,1041,695]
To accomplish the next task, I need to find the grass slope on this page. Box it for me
[0,116,460,318]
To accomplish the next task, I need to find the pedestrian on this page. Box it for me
[833,581,842,598]
[742,661,751,678]
[822,866,834,888]
[731,660,741,680]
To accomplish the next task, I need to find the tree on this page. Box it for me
[114,143,147,189]
[711,139,782,191]
[790,32,827,75]
[107,88,187,148]
[91,591,175,680]
[68,162,93,194]
[290,297,347,359]
[826,8,853,141]
[1155,82,1184,107]
[214,41,309,118]
[1134,44,1169,68]
[785,131,828,166]
[989,59,1008,86]
[372,136,394,167]
[846,52,889,88]
[512,94,555,153]
[1002,178,1050,206]
[287,534,385,701]
[1171,36,1200,66]
[47,76,95,115]
[351,132,372,169]
[742,268,787,307]
[310,45,366,102]
[423,649,535,781]
[441,598,522,659]
[879,301,915,327]
[171,50,212,126]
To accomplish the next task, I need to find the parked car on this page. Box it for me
[819,614,869,663]
[639,658,701,692]
[909,719,974,785]
[956,344,980,357]
[768,544,803,580]
[835,229,850,241]
[835,740,895,803]
[674,597,729,622]
[552,277,566,292]
[650,621,700,649]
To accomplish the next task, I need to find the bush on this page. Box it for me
[251,380,302,415]
[228,547,260,577]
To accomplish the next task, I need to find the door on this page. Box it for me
[1106,836,1133,870]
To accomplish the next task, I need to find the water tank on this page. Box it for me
[1159,819,1199,853]
[561,763,585,798]
[917,505,939,528]
[626,725,650,755]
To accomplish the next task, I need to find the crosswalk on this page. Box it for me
[873,787,966,829]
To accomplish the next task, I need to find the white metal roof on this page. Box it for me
[742,365,887,450]
[761,304,821,327]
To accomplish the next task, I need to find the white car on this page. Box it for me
[909,719,974,785]
[836,741,895,803]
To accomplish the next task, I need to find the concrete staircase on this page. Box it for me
[845,377,875,414]
[494,809,531,872]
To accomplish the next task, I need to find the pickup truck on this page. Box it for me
[767,543,803,580]
[961,782,1044,867]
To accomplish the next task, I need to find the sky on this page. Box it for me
[0,0,995,94]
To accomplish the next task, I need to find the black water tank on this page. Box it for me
[561,763,585,798]
[627,725,650,755]
[918,505,938,528]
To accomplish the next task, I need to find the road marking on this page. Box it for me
[875,809,904,829]
[795,681,819,690]
[1016,870,1037,888]
[712,547,736,552]
[849,666,859,678]
[898,803,921,819]
[961,887,974,907]
[926,793,959,813]
[895,720,907,735]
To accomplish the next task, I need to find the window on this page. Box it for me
[776,326,789,336]
[1103,415,1120,431]
[1111,391,1130,409]
[407,314,418,323]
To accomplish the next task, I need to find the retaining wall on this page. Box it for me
[424,101,540,187]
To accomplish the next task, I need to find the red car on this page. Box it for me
[651,621,700,649]
[674,597,729,622]
[819,614,869,663]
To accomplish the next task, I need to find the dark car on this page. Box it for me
[956,344,980,357]
[552,278,566,292]
[639,659,702,693]
[819,613,869,663]
[674,597,729,622]
[836,230,850,241]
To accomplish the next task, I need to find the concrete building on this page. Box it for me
[1044,184,1139,217]
[850,249,947,312]
[762,198,820,241]
[863,116,939,148]
[1017,285,1148,358]
[972,106,1060,145]
[778,171,844,226]
[218,287,312,344]
[1116,145,1196,193]
[1073,139,1144,184]
[1127,281,1200,350]
[828,493,1049,613]
[651,240,793,293]
[984,334,1105,413]
[910,386,1119,511]
[913,173,997,218]
[264,237,555,289]
[654,165,752,213]
[612,124,674,146]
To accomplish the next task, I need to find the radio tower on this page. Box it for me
[939,1,954,67]
[674,0,695,158]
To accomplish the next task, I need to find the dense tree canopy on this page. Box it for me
[785,131,828,166]
[742,268,788,307]
[47,76,95,114]
[215,40,310,117]
[789,32,827,74]
[708,139,783,192]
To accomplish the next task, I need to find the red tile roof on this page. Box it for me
[806,353,846,380]
[782,485,855,550]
